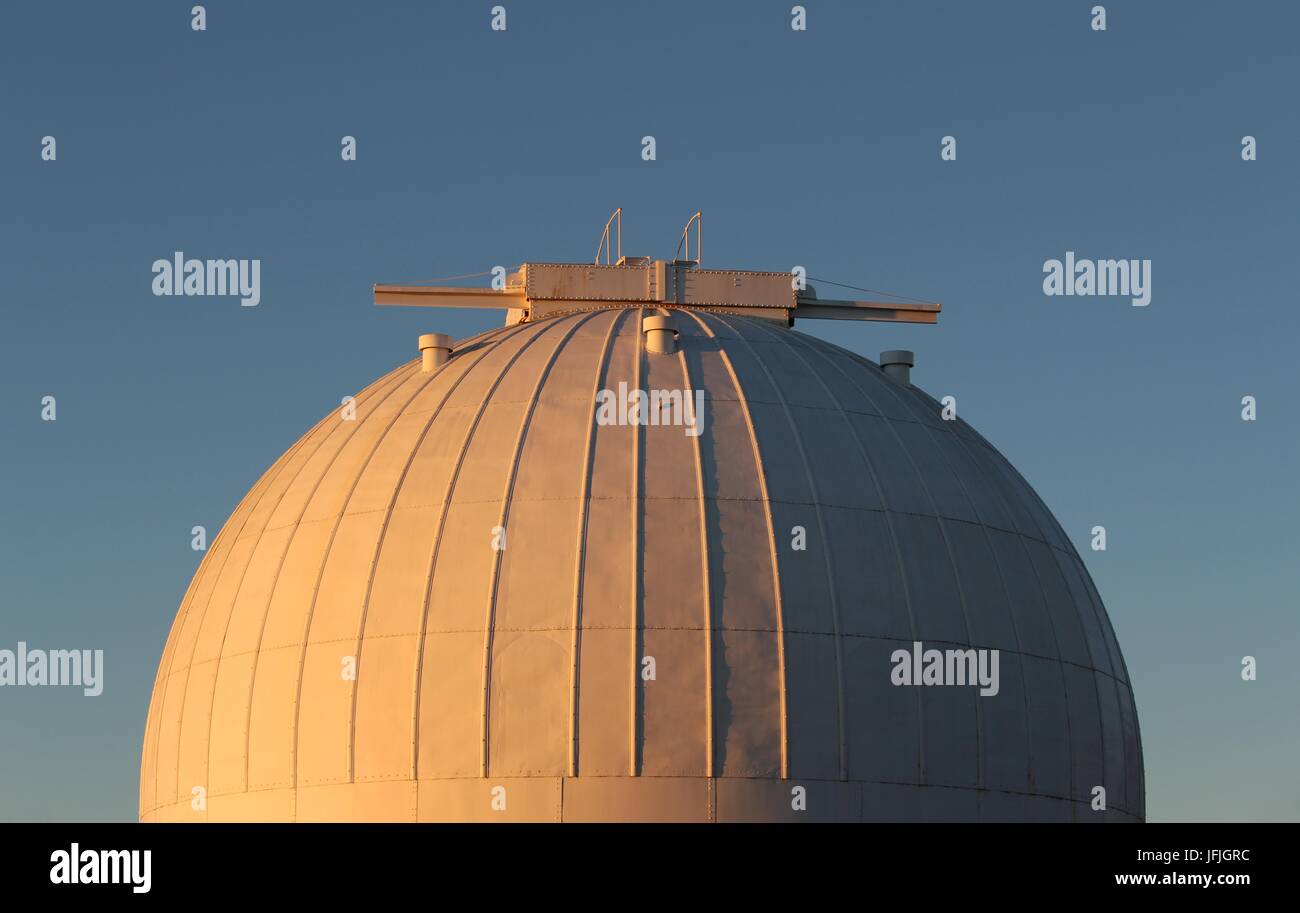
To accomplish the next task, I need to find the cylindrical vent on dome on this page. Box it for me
[643,314,678,355]
[880,349,914,384]
[419,333,454,371]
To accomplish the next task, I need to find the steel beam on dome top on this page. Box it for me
[373,263,940,326]
[793,296,940,324]
[373,285,524,308]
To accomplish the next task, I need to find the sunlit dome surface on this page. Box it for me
[140,307,1143,822]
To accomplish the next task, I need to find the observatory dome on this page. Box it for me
[140,307,1143,822]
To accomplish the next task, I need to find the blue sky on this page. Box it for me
[1,0,1296,821]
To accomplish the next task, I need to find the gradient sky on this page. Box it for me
[1,0,1296,822]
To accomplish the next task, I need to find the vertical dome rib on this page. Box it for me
[144,440,298,814]
[409,318,559,782]
[344,324,521,787]
[273,364,434,806]
[763,322,989,791]
[794,333,1061,806]
[679,310,790,780]
[737,315,924,785]
[1074,564,1138,811]
[628,309,644,777]
[192,363,419,811]
[171,443,316,803]
[817,347,1038,796]
[219,364,421,799]
[149,360,416,816]
[795,329,1135,818]
[256,351,492,797]
[568,309,630,777]
[144,452,280,810]
[673,313,716,784]
[481,311,599,777]
[896,383,1116,818]
[704,312,851,782]
[983,434,1137,729]
[287,361,451,809]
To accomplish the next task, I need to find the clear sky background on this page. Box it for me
[1,0,1296,822]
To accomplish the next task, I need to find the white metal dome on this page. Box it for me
[141,305,1143,822]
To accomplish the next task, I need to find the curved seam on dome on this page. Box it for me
[143,458,288,814]
[705,312,850,782]
[144,362,416,817]
[890,398,1039,800]
[1027,460,1133,694]
[737,317,919,785]
[940,471,1041,796]
[924,406,1052,542]
[1127,683,1144,818]
[981,442,1074,553]
[673,312,717,782]
[938,427,1083,813]
[232,362,432,802]
[1053,551,1120,684]
[680,309,789,780]
[405,321,555,778]
[999,531,1081,817]
[800,338,982,435]
[1077,575,1139,812]
[1103,593,1143,813]
[1076,555,1131,688]
[778,326,989,793]
[146,438,308,817]
[408,318,565,783]
[925,429,1045,800]
[348,325,525,785]
[215,361,435,805]
[453,382,1020,453]
[1034,546,1113,820]
[1062,553,1122,686]
[972,471,1089,815]
[157,374,403,818]
[286,361,462,817]
[151,439,305,691]
[568,309,629,777]
[629,309,644,777]
[1092,577,1133,687]
[794,334,999,452]
[454,322,525,352]
[1089,641,1128,813]
[342,325,522,790]
[160,628,1127,686]
[248,363,423,806]
[262,499,1069,550]
[1067,552,1135,813]
[481,311,601,778]
[831,350,1043,800]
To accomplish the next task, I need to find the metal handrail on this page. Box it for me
[595,207,622,265]
[674,211,702,267]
